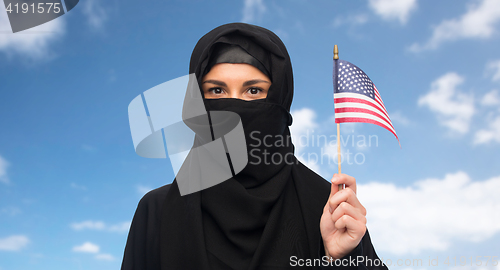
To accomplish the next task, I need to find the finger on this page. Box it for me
[329,174,341,199]
[331,173,357,194]
[329,188,362,210]
[325,174,341,214]
[329,188,366,216]
[330,201,367,225]
[334,214,366,236]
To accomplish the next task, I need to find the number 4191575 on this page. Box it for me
[5,2,61,14]
[444,256,498,267]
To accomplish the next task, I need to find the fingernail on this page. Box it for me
[332,175,338,183]
[329,206,333,214]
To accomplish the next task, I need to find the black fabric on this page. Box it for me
[204,98,293,187]
[206,43,270,77]
[121,163,387,270]
[201,98,298,269]
[121,22,388,270]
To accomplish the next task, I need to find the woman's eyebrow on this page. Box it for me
[202,80,227,87]
[243,79,271,86]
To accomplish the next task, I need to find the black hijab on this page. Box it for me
[122,22,386,270]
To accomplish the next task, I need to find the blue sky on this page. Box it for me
[1,0,500,269]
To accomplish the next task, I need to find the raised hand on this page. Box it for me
[320,173,367,259]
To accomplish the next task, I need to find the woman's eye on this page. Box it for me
[210,88,223,94]
[247,87,262,95]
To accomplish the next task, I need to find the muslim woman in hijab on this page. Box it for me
[121,23,388,270]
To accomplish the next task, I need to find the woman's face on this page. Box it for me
[201,63,271,101]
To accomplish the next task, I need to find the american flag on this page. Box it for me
[333,59,399,144]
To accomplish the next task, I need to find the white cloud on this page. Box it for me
[360,171,500,255]
[241,0,266,23]
[0,155,10,184]
[0,3,65,60]
[81,0,107,31]
[474,89,500,145]
[0,235,29,251]
[290,108,328,176]
[290,108,351,178]
[95,253,115,261]
[72,242,116,261]
[473,115,500,144]
[481,90,500,106]
[72,242,99,253]
[289,109,372,178]
[418,72,474,134]
[320,143,338,171]
[368,0,417,24]
[290,108,319,156]
[71,220,130,233]
[486,60,500,82]
[409,0,500,51]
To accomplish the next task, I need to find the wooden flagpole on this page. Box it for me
[334,45,344,191]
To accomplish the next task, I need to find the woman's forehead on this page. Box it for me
[203,63,271,81]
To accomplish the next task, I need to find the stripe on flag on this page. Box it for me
[333,59,399,145]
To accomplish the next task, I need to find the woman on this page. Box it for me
[122,23,387,270]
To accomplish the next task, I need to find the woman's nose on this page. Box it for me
[228,89,241,99]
